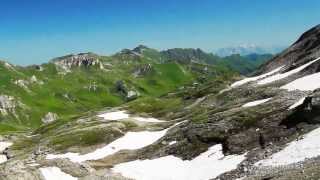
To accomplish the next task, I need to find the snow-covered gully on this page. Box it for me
[231,57,320,87]
[231,66,284,87]
[257,57,320,85]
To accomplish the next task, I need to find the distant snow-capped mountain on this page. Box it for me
[214,44,285,57]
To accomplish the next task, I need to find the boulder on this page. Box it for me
[41,112,59,124]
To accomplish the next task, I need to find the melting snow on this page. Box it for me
[231,66,284,87]
[281,72,320,91]
[133,117,164,123]
[97,111,129,120]
[47,126,171,162]
[98,110,164,122]
[255,126,320,167]
[0,141,12,152]
[0,141,12,164]
[242,98,272,108]
[112,144,246,180]
[0,155,7,164]
[258,57,320,85]
[168,141,177,145]
[288,97,306,110]
[40,167,77,180]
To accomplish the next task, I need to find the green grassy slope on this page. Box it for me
[0,46,269,134]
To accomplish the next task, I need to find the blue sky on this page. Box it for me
[1,0,320,65]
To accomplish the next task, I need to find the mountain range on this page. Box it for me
[0,25,320,180]
[214,44,285,57]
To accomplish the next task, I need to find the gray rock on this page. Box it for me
[52,53,103,72]
[0,95,19,116]
[41,112,58,124]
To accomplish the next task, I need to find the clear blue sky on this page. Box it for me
[1,0,320,65]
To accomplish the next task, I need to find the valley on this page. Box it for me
[0,24,320,180]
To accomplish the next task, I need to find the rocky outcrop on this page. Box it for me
[52,53,103,72]
[115,80,139,101]
[0,95,20,116]
[41,112,58,124]
[132,64,153,77]
[13,75,43,92]
[259,24,320,74]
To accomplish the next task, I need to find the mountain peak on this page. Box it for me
[133,45,149,52]
[259,24,320,74]
[295,24,320,44]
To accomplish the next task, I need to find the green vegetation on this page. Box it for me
[0,46,266,134]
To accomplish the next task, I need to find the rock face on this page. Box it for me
[52,53,103,72]
[259,24,320,74]
[132,64,153,77]
[41,112,59,124]
[0,95,19,116]
[115,80,139,101]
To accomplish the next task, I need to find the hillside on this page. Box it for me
[1,24,319,180]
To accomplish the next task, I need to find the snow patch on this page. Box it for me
[112,144,246,180]
[0,141,12,152]
[98,110,164,122]
[255,126,320,166]
[288,97,306,110]
[231,66,284,87]
[47,125,173,162]
[0,155,7,164]
[0,142,12,164]
[97,110,129,120]
[168,141,177,145]
[281,72,320,91]
[40,167,77,180]
[242,98,272,108]
[258,57,320,85]
[133,117,164,123]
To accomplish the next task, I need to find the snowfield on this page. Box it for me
[255,126,320,167]
[258,57,320,85]
[231,66,284,87]
[112,144,246,180]
[40,167,77,180]
[281,72,320,91]
[242,98,272,107]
